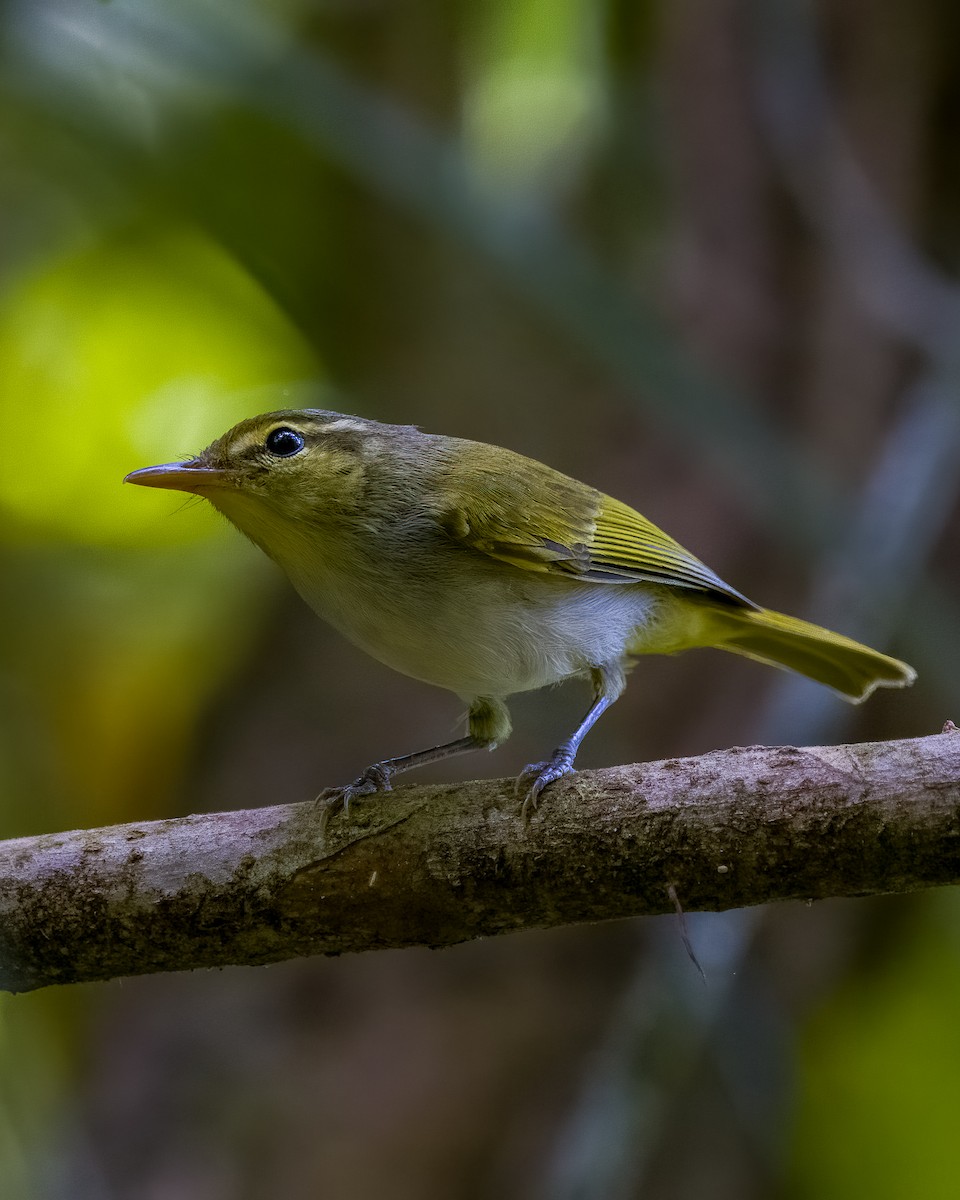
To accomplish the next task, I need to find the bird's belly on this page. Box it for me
[294,565,658,698]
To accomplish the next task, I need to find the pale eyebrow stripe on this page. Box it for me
[233,431,267,454]
[320,418,367,434]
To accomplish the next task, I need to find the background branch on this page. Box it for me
[2,728,957,995]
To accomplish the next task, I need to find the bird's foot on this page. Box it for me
[316,762,393,834]
[515,747,576,824]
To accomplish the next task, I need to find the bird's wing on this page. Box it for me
[432,448,754,607]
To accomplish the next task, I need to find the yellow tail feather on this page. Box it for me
[699,605,916,702]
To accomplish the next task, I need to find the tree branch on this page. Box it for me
[1,729,957,993]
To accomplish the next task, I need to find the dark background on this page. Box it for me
[0,1,957,1196]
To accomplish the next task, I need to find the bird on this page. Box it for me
[125,409,916,823]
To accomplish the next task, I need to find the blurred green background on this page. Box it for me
[0,0,957,1196]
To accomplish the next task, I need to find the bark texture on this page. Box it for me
[1,729,957,993]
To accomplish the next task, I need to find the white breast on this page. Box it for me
[287,546,658,698]
[217,491,661,699]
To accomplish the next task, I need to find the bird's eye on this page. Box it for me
[265,427,305,457]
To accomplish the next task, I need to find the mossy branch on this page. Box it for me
[1,728,958,993]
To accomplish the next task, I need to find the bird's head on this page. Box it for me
[125,409,398,556]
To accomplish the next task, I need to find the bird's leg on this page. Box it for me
[518,663,626,823]
[318,696,511,829]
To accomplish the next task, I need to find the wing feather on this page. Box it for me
[433,444,754,608]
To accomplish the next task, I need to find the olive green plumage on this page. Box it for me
[126,408,915,818]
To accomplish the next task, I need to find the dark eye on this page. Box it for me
[265,427,305,457]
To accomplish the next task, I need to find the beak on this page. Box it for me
[124,463,230,493]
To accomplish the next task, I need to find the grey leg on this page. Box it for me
[319,697,511,829]
[517,663,626,822]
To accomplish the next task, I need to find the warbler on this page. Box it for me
[126,409,916,821]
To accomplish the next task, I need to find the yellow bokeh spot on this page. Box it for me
[0,224,319,545]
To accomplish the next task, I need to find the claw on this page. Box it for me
[515,749,576,823]
[315,762,395,833]
[514,761,547,800]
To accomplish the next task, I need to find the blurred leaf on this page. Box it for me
[0,222,318,546]
[462,0,606,192]
[789,891,960,1200]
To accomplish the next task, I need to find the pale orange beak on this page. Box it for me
[124,463,230,493]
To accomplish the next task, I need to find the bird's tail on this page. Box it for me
[699,605,916,702]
